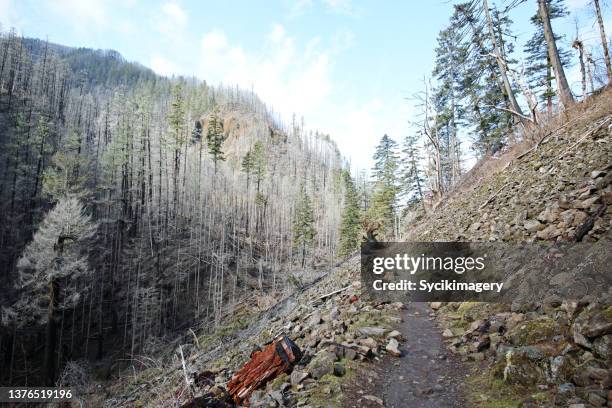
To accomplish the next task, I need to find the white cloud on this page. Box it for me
[195,24,407,169]
[322,0,358,16]
[156,1,187,41]
[198,24,333,120]
[161,2,187,26]
[151,55,180,77]
[0,0,23,30]
[287,0,313,18]
[49,0,109,29]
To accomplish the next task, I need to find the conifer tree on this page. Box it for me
[337,170,361,257]
[206,105,225,173]
[169,84,185,213]
[42,129,89,201]
[400,133,426,208]
[525,0,571,114]
[367,134,399,235]
[14,197,97,385]
[251,141,266,194]
[293,184,316,267]
[538,0,574,107]
[454,2,512,154]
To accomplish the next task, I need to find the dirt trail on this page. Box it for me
[381,302,469,408]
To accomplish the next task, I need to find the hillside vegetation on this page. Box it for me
[0,33,346,388]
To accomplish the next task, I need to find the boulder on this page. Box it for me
[387,330,401,339]
[503,347,547,385]
[358,327,387,337]
[507,317,557,346]
[359,337,378,349]
[582,306,612,338]
[592,334,611,362]
[290,370,309,385]
[524,219,545,232]
[307,351,336,380]
[386,338,401,357]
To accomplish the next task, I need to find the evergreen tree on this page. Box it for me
[206,105,225,173]
[451,2,513,154]
[251,141,266,194]
[367,134,399,234]
[42,129,89,201]
[191,120,202,143]
[293,184,316,267]
[14,197,97,385]
[337,170,361,257]
[400,133,426,207]
[525,0,571,114]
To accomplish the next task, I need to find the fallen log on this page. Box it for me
[227,335,302,406]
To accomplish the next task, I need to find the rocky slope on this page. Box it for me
[79,91,611,408]
[78,255,404,408]
[406,91,612,407]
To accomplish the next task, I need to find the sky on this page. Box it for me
[0,0,610,172]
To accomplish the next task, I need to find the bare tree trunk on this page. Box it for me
[573,39,588,100]
[593,0,612,85]
[483,0,527,125]
[539,0,574,107]
[44,279,58,385]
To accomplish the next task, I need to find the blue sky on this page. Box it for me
[1,0,610,171]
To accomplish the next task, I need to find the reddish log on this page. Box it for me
[227,335,302,406]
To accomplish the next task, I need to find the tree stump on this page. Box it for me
[227,335,302,406]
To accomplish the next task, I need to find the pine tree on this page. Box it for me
[400,133,426,208]
[367,134,399,235]
[454,2,512,154]
[251,141,266,194]
[14,197,97,385]
[337,170,361,257]
[293,184,316,267]
[525,0,571,114]
[42,129,89,201]
[168,84,185,213]
[206,105,225,173]
[191,120,202,143]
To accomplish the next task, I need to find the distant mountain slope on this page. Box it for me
[0,33,346,388]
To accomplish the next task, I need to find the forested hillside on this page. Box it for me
[0,32,346,387]
[0,0,611,406]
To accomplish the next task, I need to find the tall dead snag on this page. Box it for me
[227,336,302,406]
[538,0,574,107]
[593,0,612,85]
[573,39,588,100]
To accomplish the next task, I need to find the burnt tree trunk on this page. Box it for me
[227,336,301,406]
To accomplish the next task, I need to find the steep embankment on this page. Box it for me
[404,92,612,407]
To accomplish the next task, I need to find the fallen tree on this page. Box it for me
[227,335,302,406]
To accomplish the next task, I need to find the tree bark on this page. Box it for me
[593,0,612,85]
[483,0,527,125]
[539,0,574,107]
[44,279,59,385]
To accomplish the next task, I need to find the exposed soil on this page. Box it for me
[382,302,469,408]
[344,302,471,408]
